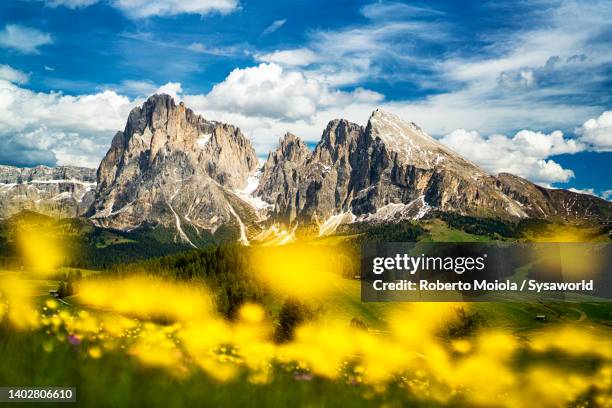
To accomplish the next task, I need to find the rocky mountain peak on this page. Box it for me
[276,132,310,163]
[125,94,207,137]
[126,94,177,134]
[254,133,311,222]
[320,119,361,146]
[89,95,259,243]
[367,109,458,169]
[368,109,437,149]
[311,119,362,165]
[97,94,257,191]
[367,109,487,179]
[124,94,216,165]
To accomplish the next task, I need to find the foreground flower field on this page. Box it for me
[1,269,611,408]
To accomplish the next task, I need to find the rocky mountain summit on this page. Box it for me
[0,165,96,218]
[255,109,611,227]
[87,94,259,246]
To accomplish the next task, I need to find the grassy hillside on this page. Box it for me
[0,211,236,269]
[1,210,608,271]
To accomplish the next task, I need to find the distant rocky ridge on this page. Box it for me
[0,165,96,219]
[2,95,610,246]
[496,172,610,221]
[255,109,611,227]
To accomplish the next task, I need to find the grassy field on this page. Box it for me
[323,277,612,333]
[0,336,434,408]
[419,219,493,242]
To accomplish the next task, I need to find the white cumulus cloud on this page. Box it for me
[0,79,134,167]
[188,63,383,121]
[155,82,183,100]
[439,128,582,185]
[576,110,612,152]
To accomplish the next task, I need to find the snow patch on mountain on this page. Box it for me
[196,133,212,149]
[235,163,272,211]
[356,195,431,223]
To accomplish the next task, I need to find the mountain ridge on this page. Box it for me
[254,107,611,229]
[0,165,96,219]
[1,94,610,246]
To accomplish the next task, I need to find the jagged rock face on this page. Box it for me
[307,120,363,218]
[256,109,611,224]
[256,121,366,223]
[255,133,310,222]
[89,94,259,243]
[0,165,96,219]
[347,110,523,218]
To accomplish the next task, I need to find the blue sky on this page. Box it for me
[0,0,610,198]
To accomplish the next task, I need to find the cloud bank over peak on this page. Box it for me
[185,63,384,122]
[439,129,582,186]
[0,76,133,167]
